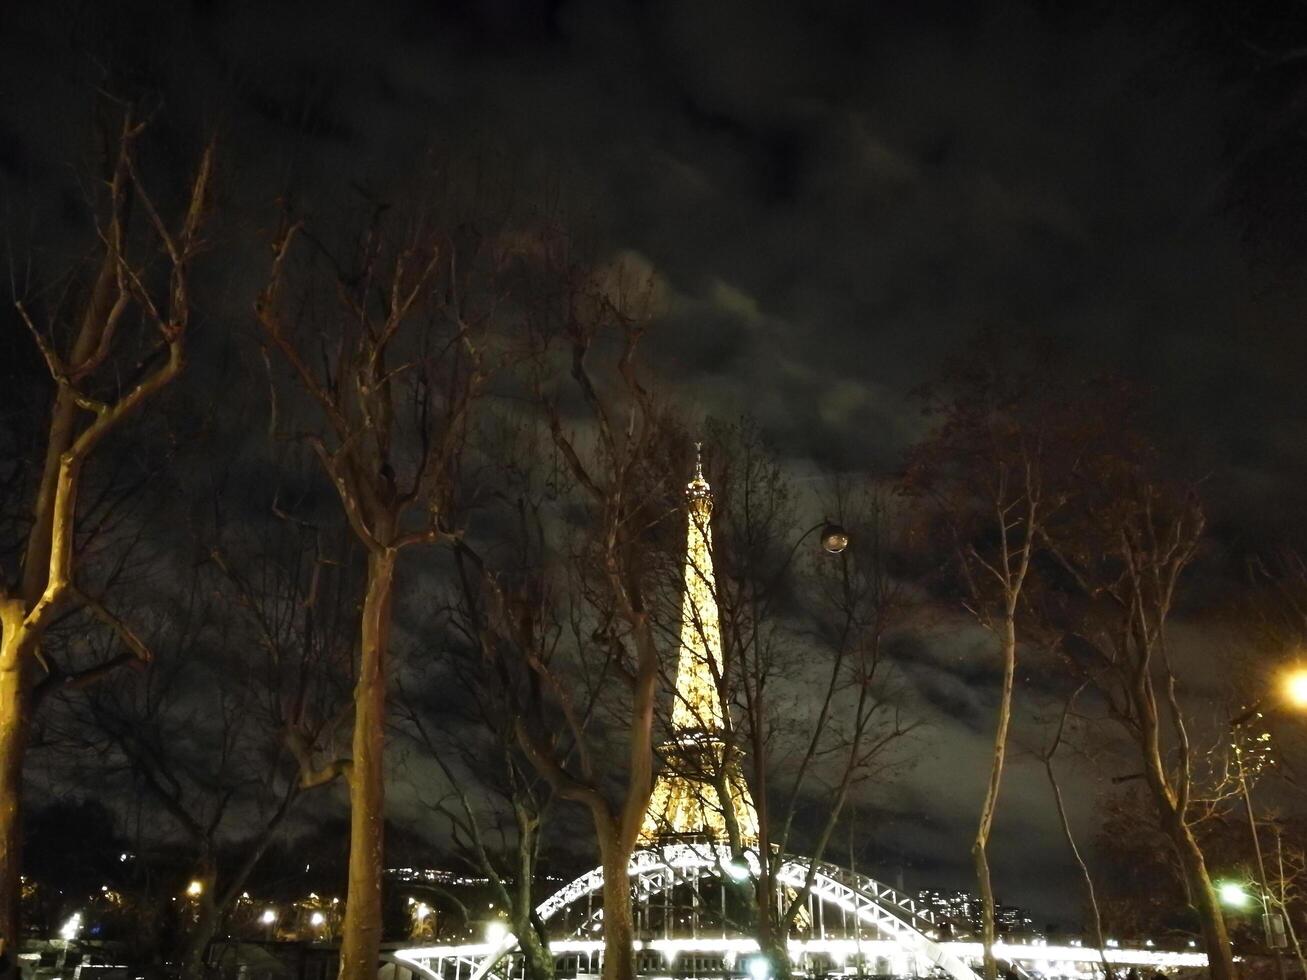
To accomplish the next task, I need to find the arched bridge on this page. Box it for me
[396,843,981,980]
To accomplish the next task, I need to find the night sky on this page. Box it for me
[6,0,1307,925]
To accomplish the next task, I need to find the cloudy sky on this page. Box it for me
[7,0,1307,925]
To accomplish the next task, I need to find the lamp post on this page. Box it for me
[1231,722,1286,980]
[1229,666,1307,980]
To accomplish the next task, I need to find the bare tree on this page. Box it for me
[401,657,557,980]
[904,336,1063,980]
[446,255,676,980]
[0,111,212,966]
[45,508,355,980]
[253,192,501,980]
[1045,465,1235,980]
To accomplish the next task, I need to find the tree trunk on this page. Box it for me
[1044,758,1111,979]
[518,927,555,980]
[757,922,790,980]
[973,613,1016,980]
[338,549,396,980]
[0,603,31,980]
[513,812,553,980]
[1163,810,1235,980]
[178,806,294,980]
[598,835,635,980]
[177,872,218,980]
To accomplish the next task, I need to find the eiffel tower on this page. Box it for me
[638,445,759,846]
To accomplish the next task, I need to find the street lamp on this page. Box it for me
[1284,668,1307,710]
[1218,881,1251,909]
[1228,668,1307,978]
[819,523,849,555]
[260,907,278,941]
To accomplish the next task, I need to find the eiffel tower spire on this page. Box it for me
[639,446,759,845]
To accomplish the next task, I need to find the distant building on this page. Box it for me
[916,889,1040,940]
[996,903,1037,937]
[385,867,493,887]
[917,889,982,932]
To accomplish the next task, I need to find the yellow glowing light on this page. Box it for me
[310,911,326,927]
[638,448,760,847]
[1284,669,1307,710]
[186,879,204,897]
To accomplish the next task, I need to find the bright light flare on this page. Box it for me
[746,956,771,980]
[1218,881,1251,908]
[261,909,277,925]
[1284,669,1307,710]
[186,879,204,897]
[723,859,750,882]
[485,920,508,945]
[310,911,326,927]
[59,912,82,941]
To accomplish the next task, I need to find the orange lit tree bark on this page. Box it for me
[254,203,493,980]
[905,336,1063,980]
[0,113,211,969]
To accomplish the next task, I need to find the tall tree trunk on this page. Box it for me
[749,675,789,980]
[757,923,790,980]
[513,811,553,980]
[598,846,635,980]
[0,605,30,980]
[338,549,396,980]
[973,613,1016,980]
[1162,809,1235,980]
[597,834,635,980]
[518,926,555,980]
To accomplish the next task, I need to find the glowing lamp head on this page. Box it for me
[1284,669,1307,710]
[1219,881,1251,908]
[724,859,751,882]
[820,524,849,555]
[186,879,204,897]
[747,956,771,980]
[261,909,277,925]
[310,911,326,927]
[485,920,508,945]
[60,912,82,941]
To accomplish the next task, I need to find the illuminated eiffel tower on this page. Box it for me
[638,445,760,846]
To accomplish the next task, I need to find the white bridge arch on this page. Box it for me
[397,843,981,980]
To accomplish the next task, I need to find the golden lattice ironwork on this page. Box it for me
[639,445,759,845]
